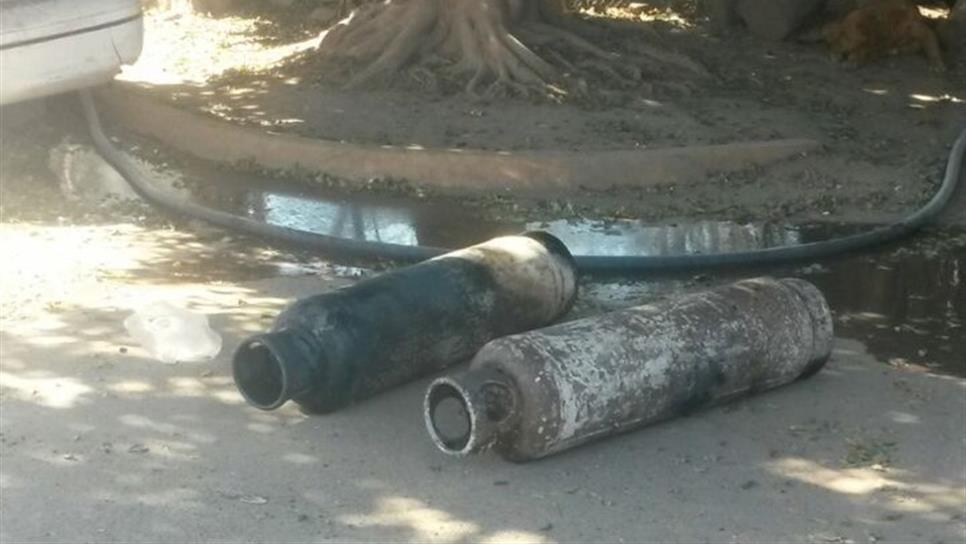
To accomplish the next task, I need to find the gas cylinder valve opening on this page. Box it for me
[482,382,514,423]
[426,372,516,456]
[233,339,286,410]
[426,382,473,453]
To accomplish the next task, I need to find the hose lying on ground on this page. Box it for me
[80,90,965,274]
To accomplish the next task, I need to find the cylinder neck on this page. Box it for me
[424,368,518,456]
[232,329,324,410]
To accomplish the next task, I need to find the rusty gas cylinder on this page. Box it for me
[424,277,833,461]
[233,232,577,413]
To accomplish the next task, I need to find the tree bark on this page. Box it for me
[318,0,651,96]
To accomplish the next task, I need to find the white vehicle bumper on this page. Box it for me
[1,1,143,105]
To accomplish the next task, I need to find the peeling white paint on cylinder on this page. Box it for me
[425,278,834,461]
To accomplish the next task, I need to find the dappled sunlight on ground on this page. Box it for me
[918,5,951,20]
[580,1,695,29]
[339,495,553,544]
[120,7,321,87]
[0,221,335,323]
[338,495,554,544]
[768,457,965,519]
[0,206,353,437]
[340,496,482,543]
[908,92,965,105]
[0,369,94,409]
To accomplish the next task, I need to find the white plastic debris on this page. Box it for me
[238,495,269,505]
[49,140,140,203]
[123,301,222,364]
[48,139,189,205]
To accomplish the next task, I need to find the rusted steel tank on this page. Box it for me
[424,277,833,461]
[233,232,578,413]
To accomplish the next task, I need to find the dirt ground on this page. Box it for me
[2,2,966,543]
[115,1,966,224]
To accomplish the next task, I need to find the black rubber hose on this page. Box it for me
[80,90,965,273]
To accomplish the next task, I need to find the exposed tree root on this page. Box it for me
[318,0,707,99]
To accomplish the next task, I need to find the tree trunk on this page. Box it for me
[317,0,698,97]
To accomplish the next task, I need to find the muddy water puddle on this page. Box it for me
[805,242,964,377]
[184,168,866,254]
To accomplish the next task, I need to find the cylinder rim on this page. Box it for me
[233,336,291,410]
[424,376,484,456]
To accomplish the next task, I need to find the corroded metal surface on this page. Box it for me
[233,232,578,413]
[425,278,833,461]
